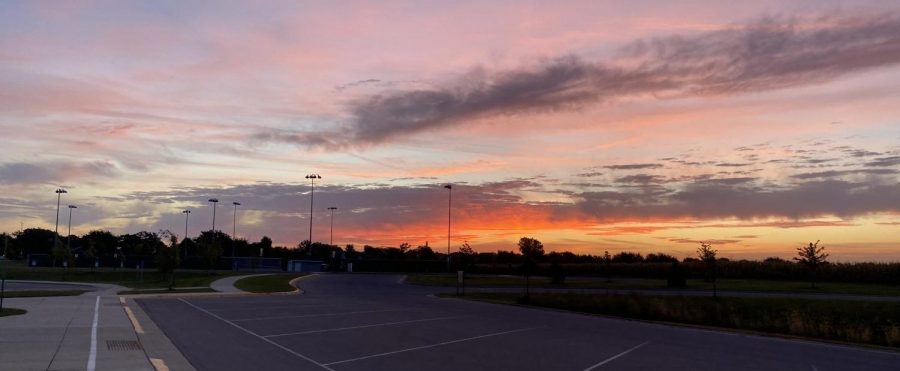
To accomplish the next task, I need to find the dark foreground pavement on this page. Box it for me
[137,274,900,371]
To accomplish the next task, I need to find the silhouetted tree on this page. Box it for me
[697,242,718,298]
[1,233,20,259]
[156,231,179,288]
[645,253,678,263]
[612,252,643,263]
[82,230,117,259]
[458,241,476,270]
[795,240,829,288]
[14,228,55,257]
[518,237,544,302]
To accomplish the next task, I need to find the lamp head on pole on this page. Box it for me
[56,188,67,194]
[183,210,191,214]
[444,184,452,189]
[233,202,241,206]
[305,174,322,179]
[327,207,337,211]
[208,198,218,203]
[68,205,77,209]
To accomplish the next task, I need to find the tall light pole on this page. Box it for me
[231,202,241,259]
[54,188,67,239]
[67,205,77,252]
[444,184,452,272]
[208,198,219,237]
[327,207,337,246]
[182,210,191,259]
[305,174,321,247]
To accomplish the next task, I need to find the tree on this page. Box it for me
[645,253,678,263]
[458,241,476,270]
[1,233,20,259]
[82,230,117,259]
[794,240,829,288]
[155,231,179,288]
[399,242,411,254]
[697,242,718,298]
[517,237,544,260]
[198,238,223,273]
[517,237,544,302]
[14,228,56,257]
[612,252,643,263]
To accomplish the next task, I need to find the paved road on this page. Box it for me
[137,274,900,371]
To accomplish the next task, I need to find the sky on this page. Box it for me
[2,0,900,261]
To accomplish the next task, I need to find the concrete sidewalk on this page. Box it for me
[209,274,271,293]
[0,281,189,371]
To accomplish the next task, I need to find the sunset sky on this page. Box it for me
[2,1,900,261]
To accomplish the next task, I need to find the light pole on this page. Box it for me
[231,202,241,269]
[54,188,67,239]
[67,205,77,252]
[182,210,191,260]
[444,184,452,272]
[327,207,337,245]
[305,174,321,247]
[208,198,219,234]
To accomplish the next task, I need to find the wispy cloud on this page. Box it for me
[260,12,900,147]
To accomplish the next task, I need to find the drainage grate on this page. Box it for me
[106,340,143,351]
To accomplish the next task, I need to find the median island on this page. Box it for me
[233,273,308,293]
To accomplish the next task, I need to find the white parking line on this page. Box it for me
[209,303,347,311]
[87,296,100,371]
[264,316,457,338]
[323,327,542,366]
[583,341,649,371]
[232,308,406,322]
[179,299,335,371]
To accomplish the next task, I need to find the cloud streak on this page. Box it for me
[263,12,900,147]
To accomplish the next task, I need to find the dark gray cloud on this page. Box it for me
[790,169,897,179]
[577,179,900,220]
[262,12,900,147]
[616,174,666,184]
[0,161,117,185]
[866,156,900,167]
[604,163,664,170]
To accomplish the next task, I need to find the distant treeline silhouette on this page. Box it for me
[2,228,898,284]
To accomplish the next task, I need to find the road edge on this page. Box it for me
[123,296,197,371]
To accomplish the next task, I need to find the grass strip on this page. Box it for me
[233,273,308,293]
[1,290,88,298]
[452,292,900,348]
[1,261,242,290]
[408,274,900,296]
[0,308,27,317]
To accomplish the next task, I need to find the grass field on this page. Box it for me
[233,273,308,293]
[452,292,900,348]
[407,274,900,296]
[1,260,242,290]
[0,290,87,298]
[0,308,27,317]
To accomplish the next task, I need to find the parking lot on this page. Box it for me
[137,274,900,371]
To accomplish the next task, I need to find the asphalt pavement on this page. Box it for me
[136,274,900,371]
